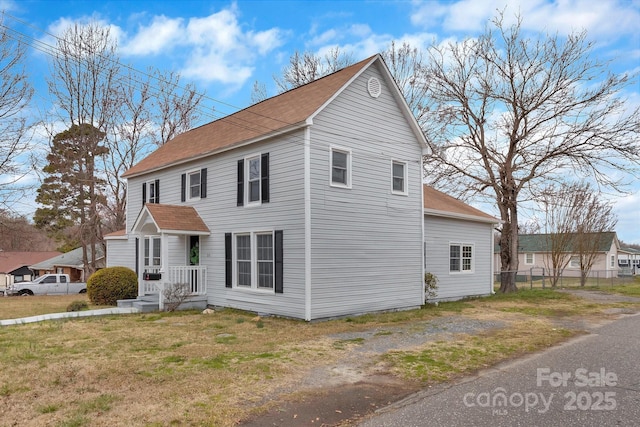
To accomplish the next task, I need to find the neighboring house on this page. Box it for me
[618,247,640,275]
[29,246,105,282]
[494,232,621,279]
[423,186,500,300]
[0,251,61,288]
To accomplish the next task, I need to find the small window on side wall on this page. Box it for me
[391,160,408,195]
[330,146,351,188]
[450,243,473,273]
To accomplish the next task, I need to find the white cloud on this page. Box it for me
[411,0,640,41]
[120,15,183,55]
[118,5,285,86]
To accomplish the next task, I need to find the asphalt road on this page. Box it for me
[358,312,640,427]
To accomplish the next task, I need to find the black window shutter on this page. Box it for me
[181,174,186,202]
[274,229,283,293]
[201,168,207,198]
[261,153,270,203]
[237,160,244,206]
[154,179,160,203]
[142,183,146,206]
[225,233,232,288]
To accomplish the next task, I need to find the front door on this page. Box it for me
[189,236,199,266]
[188,236,200,293]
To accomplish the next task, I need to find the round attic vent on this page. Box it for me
[367,77,381,98]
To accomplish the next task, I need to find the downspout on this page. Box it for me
[490,224,496,294]
[304,125,312,321]
[420,182,425,305]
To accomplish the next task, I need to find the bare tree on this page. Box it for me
[381,41,431,130]
[46,23,120,275]
[570,185,618,286]
[273,47,354,93]
[0,18,34,209]
[539,182,605,287]
[154,69,203,146]
[421,13,640,292]
[250,80,268,104]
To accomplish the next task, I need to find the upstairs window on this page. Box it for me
[391,160,408,195]
[181,168,207,202]
[142,179,160,205]
[330,146,351,188]
[237,153,269,206]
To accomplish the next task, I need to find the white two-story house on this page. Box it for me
[106,54,430,320]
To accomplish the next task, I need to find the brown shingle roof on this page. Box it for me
[144,204,210,233]
[123,55,378,178]
[423,185,498,223]
[0,251,62,273]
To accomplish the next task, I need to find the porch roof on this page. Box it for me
[133,204,210,235]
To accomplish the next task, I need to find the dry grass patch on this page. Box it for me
[383,320,579,383]
[0,288,637,426]
[0,308,442,426]
[0,294,101,319]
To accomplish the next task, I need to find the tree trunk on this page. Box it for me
[499,202,519,293]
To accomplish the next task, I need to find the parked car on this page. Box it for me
[5,274,86,296]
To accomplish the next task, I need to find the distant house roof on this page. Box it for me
[29,246,105,271]
[132,204,210,235]
[0,251,61,274]
[104,229,127,240]
[123,54,426,178]
[504,232,619,253]
[423,185,499,224]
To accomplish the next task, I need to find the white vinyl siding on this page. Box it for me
[424,216,493,301]
[308,63,424,319]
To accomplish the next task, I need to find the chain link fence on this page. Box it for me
[494,268,638,289]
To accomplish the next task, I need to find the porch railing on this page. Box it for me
[168,265,207,295]
[140,265,207,296]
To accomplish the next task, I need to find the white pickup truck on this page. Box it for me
[5,274,87,296]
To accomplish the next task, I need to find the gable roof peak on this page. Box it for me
[123,55,381,178]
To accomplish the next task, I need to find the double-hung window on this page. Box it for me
[235,232,274,290]
[570,256,580,268]
[181,168,207,202]
[237,153,269,206]
[144,237,161,272]
[525,253,534,265]
[330,146,351,188]
[391,160,408,195]
[450,243,473,273]
[142,179,160,205]
[248,156,261,203]
[225,230,283,292]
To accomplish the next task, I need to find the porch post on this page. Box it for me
[136,233,144,297]
[159,232,169,311]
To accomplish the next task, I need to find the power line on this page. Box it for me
[0,11,298,137]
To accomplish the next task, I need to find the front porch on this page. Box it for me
[121,203,211,312]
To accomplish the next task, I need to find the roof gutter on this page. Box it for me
[423,208,502,224]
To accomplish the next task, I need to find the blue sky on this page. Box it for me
[2,0,639,243]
